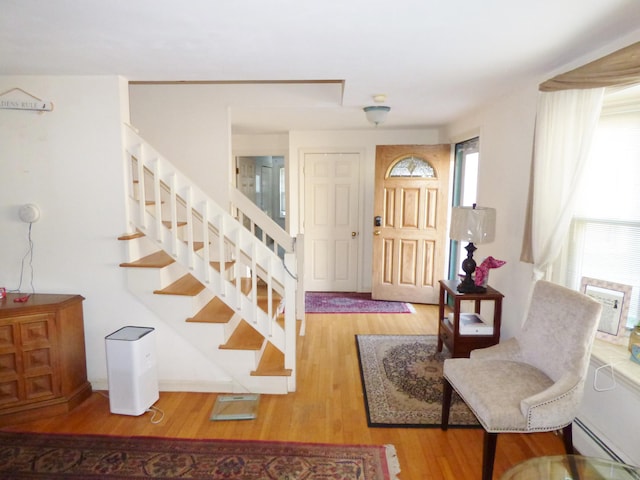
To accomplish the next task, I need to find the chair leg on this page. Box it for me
[441,378,453,430]
[482,431,498,480]
[562,423,574,454]
[562,423,580,480]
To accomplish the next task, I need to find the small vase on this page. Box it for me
[628,325,640,353]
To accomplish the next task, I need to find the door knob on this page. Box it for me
[374,230,381,235]
[352,231,357,238]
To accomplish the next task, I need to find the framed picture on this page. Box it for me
[580,277,631,344]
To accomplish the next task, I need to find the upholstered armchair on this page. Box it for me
[441,280,602,480]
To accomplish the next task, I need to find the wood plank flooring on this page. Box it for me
[1,304,565,479]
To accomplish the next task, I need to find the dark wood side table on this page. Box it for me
[437,279,504,358]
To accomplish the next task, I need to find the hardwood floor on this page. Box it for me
[2,304,565,479]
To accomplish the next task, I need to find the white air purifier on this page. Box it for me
[105,326,159,416]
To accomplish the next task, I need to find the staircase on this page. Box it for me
[118,124,302,394]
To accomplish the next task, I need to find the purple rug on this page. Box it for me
[305,292,413,314]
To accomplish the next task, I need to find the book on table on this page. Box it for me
[447,312,493,335]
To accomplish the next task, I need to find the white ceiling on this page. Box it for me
[2,0,640,134]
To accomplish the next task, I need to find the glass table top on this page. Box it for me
[501,455,640,480]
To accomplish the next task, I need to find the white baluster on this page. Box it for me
[152,159,162,244]
[202,201,211,285]
[185,186,194,270]
[169,173,178,257]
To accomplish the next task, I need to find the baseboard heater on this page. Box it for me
[574,418,640,478]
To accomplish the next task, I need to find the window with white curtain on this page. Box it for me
[555,85,640,328]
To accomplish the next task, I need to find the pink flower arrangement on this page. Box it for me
[475,256,506,287]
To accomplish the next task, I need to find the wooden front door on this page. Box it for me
[372,145,450,304]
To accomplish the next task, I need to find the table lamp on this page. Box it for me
[449,204,496,293]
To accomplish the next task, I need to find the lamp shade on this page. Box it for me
[449,206,496,244]
[363,105,390,125]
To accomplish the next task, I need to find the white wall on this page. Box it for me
[129,84,232,207]
[0,76,233,392]
[444,84,539,338]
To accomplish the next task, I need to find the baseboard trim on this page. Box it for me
[91,379,236,393]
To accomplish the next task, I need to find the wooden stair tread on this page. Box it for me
[251,342,292,377]
[186,297,234,323]
[257,296,282,315]
[209,261,235,272]
[117,231,145,240]
[254,283,282,314]
[238,278,253,296]
[154,274,205,296]
[120,251,175,268]
[162,220,187,228]
[181,241,220,252]
[219,320,264,350]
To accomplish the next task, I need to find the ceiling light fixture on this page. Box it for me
[364,106,391,126]
[363,94,390,126]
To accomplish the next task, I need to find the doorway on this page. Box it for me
[236,155,286,229]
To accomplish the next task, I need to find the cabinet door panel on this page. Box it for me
[25,374,55,400]
[0,379,19,406]
[19,315,59,399]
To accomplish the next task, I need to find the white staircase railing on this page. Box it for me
[121,124,299,391]
[229,187,305,333]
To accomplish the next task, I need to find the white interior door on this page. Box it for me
[304,152,360,291]
[236,156,256,201]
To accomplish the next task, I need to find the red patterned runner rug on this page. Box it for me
[0,431,400,479]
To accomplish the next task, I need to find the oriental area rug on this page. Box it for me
[356,334,480,428]
[0,432,399,479]
[305,292,413,314]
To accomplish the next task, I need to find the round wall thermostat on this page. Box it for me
[19,203,40,223]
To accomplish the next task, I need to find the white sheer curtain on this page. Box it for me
[530,88,604,279]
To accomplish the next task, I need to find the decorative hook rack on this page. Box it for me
[0,87,54,112]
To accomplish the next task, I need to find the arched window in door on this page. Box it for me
[387,156,436,178]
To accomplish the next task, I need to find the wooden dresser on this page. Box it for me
[0,293,92,426]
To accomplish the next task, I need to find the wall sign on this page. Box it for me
[0,87,53,112]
